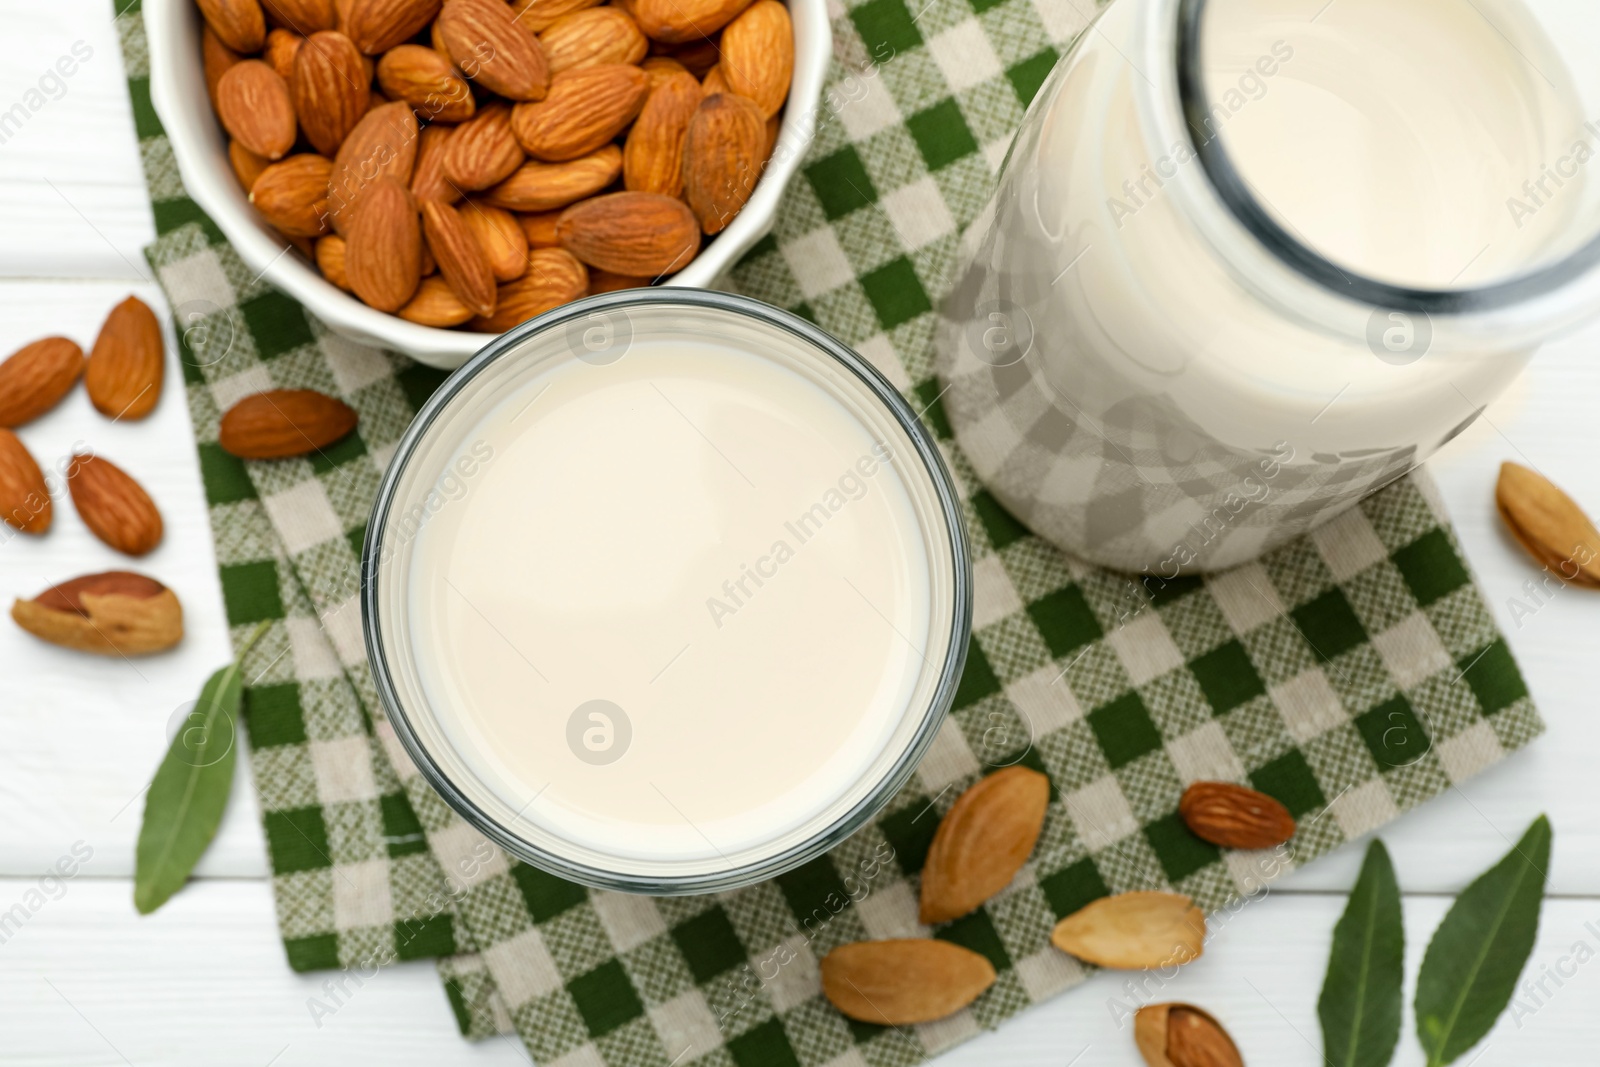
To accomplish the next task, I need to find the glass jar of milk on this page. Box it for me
[939,0,1600,574]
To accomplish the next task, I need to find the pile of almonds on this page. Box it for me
[202,0,793,328]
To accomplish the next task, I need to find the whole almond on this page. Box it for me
[398,276,475,326]
[557,191,698,276]
[377,44,475,123]
[461,202,531,280]
[442,103,527,191]
[202,26,243,109]
[12,572,183,656]
[250,153,335,237]
[411,123,462,204]
[820,941,996,1025]
[624,70,700,196]
[640,55,690,90]
[483,145,621,211]
[1496,461,1600,586]
[263,28,305,79]
[344,0,443,53]
[1179,781,1295,850]
[328,101,421,233]
[219,389,360,458]
[292,31,371,156]
[588,268,648,293]
[1051,892,1206,970]
[422,200,497,317]
[216,61,298,161]
[199,0,268,53]
[720,0,791,118]
[316,234,352,289]
[635,0,751,42]
[510,0,601,32]
[346,178,423,311]
[1135,1004,1244,1067]
[539,7,647,73]
[700,62,729,95]
[437,0,552,101]
[920,766,1050,924]
[0,337,85,428]
[86,296,164,422]
[517,209,561,247]
[67,454,163,557]
[0,430,51,533]
[511,64,649,161]
[470,247,587,331]
[682,92,764,234]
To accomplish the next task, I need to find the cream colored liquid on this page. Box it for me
[407,342,933,863]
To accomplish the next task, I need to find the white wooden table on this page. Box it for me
[3,5,1598,1064]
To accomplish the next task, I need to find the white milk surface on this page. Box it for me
[406,342,933,864]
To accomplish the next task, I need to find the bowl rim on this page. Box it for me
[144,0,831,368]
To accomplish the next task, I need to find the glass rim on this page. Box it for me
[360,289,974,895]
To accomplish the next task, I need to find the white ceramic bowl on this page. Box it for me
[144,0,830,368]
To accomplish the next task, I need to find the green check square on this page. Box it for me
[775,856,851,923]
[1038,857,1109,918]
[243,682,306,748]
[1087,692,1162,769]
[936,909,1012,970]
[1356,696,1430,769]
[395,362,449,414]
[1189,640,1266,715]
[197,442,256,505]
[1027,585,1104,658]
[239,289,315,359]
[1291,589,1368,663]
[395,913,455,960]
[1144,812,1221,883]
[849,0,923,57]
[380,793,430,857]
[952,638,1001,709]
[914,376,953,438]
[152,198,215,239]
[126,76,162,141]
[284,933,340,972]
[511,862,587,922]
[907,99,979,172]
[1008,49,1059,106]
[1458,639,1528,716]
[307,431,367,475]
[972,489,1030,550]
[805,147,878,220]
[671,906,746,983]
[878,795,940,875]
[728,1019,803,1067]
[263,806,332,875]
[1249,748,1326,818]
[968,0,1006,13]
[567,960,644,1037]
[860,256,932,330]
[1148,574,1203,608]
[219,561,283,626]
[1393,529,1471,607]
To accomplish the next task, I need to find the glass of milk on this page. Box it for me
[364,291,971,893]
[939,0,1600,574]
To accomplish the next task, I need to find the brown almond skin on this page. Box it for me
[398,276,475,326]
[588,268,648,293]
[219,389,359,458]
[292,31,371,156]
[658,34,722,78]
[1496,460,1600,585]
[229,140,272,193]
[511,64,649,161]
[624,70,701,196]
[635,0,751,43]
[640,55,690,90]
[422,200,498,317]
[328,101,421,234]
[86,296,165,422]
[437,0,552,102]
[442,103,526,192]
[346,178,423,311]
[557,192,699,277]
[510,0,602,33]
[263,0,336,31]
[345,0,443,54]
[202,26,243,110]
[12,572,183,656]
[919,766,1050,924]
[460,202,530,281]
[199,0,268,54]
[0,337,85,428]
[0,429,51,533]
[820,941,996,1025]
[216,61,298,161]
[410,124,462,204]
[1051,892,1206,970]
[538,7,648,73]
[1135,1003,1244,1067]
[263,29,304,80]
[1178,781,1295,850]
[316,235,351,290]
[469,247,587,331]
[377,44,475,123]
[682,92,765,234]
[517,209,561,247]
[67,454,163,557]
[701,62,729,95]
[720,0,791,119]
[250,154,335,238]
[483,145,622,212]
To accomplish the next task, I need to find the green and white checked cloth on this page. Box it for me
[114,0,1543,1061]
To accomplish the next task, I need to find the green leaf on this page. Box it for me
[1318,839,1404,1067]
[1414,814,1552,1066]
[134,622,270,914]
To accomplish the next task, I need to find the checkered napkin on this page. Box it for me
[115,0,1544,1061]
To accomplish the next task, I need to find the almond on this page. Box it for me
[437,0,552,101]
[1135,1004,1244,1067]
[216,61,298,161]
[557,191,698,276]
[230,140,272,194]
[292,31,371,156]
[469,247,587,330]
[377,44,475,123]
[86,296,164,422]
[202,26,243,110]
[623,70,700,196]
[421,200,498,317]
[483,145,621,211]
[588,268,648,293]
[219,389,360,458]
[0,337,84,428]
[316,234,352,289]
[700,62,729,95]
[67,454,163,557]
[1051,892,1206,970]
[12,572,183,656]
[538,7,647,73]
[0,430,50,533]
[516,209,561,247]
[462,202,531,280]
[199,0,268,54]
[411,123,462,204]
[511,64,648,161]
[636,0,750,42]
[345,0,443,53]
[640,55,690,90]
[720,0,790,118]
[509,0,601,32]
[346,178,423,311]
[682,91,764,234]
[820,941,996,1025]
[263,28,304,79]
[442,103,526,191]
[656,33,721,77]
[919,766,1050,924]
[1496,461,1600,586]
[398,276,476,326]
[328,100,421,233]
[262,0,337,30]
[1178,781,1295,850]
[250,153,335,237]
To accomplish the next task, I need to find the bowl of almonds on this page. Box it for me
[144,0,827,367]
